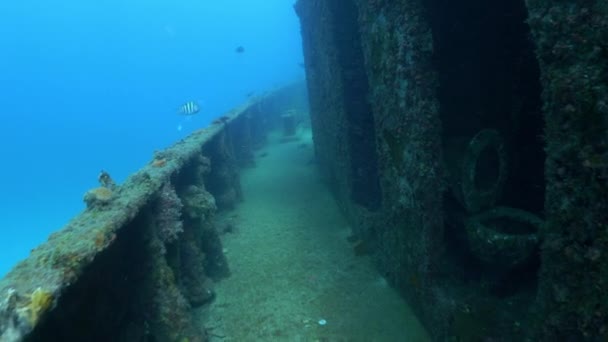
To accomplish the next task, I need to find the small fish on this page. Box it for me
[177,101,200,116]
[235,46,245,53]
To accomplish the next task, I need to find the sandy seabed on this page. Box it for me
[197,130,430,342]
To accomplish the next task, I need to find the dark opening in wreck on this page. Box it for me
[429,0,545,337]
[429,0,545,294]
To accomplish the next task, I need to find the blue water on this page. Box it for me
[0,0,303,277]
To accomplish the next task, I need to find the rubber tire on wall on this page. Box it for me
[461,129,508,213]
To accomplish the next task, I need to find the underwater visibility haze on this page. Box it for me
[0,0,607,340]
[0,0,303,277]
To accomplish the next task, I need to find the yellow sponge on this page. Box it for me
[24,287,54,325]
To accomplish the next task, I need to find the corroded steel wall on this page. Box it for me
[526,1,608,339]
[296,0,607,340]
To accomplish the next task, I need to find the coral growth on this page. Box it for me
[84,170,118,209]
[155,183,184,243]
[144,235,206,342]
[193,155,211,185]
[181,185,217,221]
[179,239,215,307]
[1,288,26,341]
[83,187,114,209]
[0,287,53,340]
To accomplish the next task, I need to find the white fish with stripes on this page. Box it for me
[177,101,201,116]
[176,100,202,131]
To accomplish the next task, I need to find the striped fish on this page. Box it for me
[177,101,200,116]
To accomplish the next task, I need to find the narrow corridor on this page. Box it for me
[199,130,430,341]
